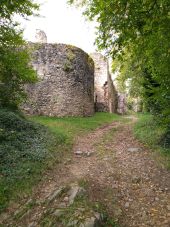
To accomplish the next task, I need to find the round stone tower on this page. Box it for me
[23,43,94,117]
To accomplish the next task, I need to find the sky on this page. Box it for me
[19,0,97,53]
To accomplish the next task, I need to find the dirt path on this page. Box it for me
[0,118,170,226]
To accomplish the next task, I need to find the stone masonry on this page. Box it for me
[35,29,47,43]
[22,43,94,117]
[90,53,117,113]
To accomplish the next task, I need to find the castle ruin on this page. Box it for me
[22,30,120,117]
[22,43,94,117]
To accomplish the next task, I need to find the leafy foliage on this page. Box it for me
[0,0,39,109]
[69,0,170,128]
[0,108,56,212]
[134,114,170,168]
[0,44,37,108]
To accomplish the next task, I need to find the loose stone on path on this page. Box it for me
[127,147,142,152]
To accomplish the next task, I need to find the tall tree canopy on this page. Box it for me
[69,0,170,125]
[0,0,39,109]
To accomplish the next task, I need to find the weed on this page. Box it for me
[93,202,119,227]
[78,179,89,189]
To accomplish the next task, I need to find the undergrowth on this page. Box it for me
[134,113,170,168]
[0,109,59,212]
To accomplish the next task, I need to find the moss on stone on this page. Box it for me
[63,60,73,72]
[66,49,76,62]
[87,55,94,69]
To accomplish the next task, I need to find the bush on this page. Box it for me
[0,109,55,212]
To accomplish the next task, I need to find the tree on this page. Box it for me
[0,0,39,109]
[69,0,170,126]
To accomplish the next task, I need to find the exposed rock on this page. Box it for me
[75,150,83,155]
[74,150,94,157]
[47,186,65,203]
[28,222,37,227]
[125,202,130,208]
[87,152,91,157]
[63,196,69,202]
[127,147,141,152]
[14,199,34,219]
[67,220,79,226]
[85,151,94,157]
[53,209,64,217]
[83,214,101,227]
[84,217,97,227]
[154,197,159,201]
[67,185,86,205]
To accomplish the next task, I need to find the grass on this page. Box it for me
[0,110,120,213]
[30,113,121,147]
[134,113,170,168]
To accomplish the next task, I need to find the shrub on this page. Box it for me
[0,109,55,212]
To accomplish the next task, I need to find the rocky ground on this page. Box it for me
[0,117,169,226]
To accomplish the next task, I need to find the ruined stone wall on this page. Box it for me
[90,53,117,113]
[90,53,108,112]
[35,29,47,43]
[22,43,94,117]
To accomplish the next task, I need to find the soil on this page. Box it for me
[0,117,169,227]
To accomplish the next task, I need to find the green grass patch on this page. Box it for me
[30,113,121,146]
[134,113,170,168]
[0,111,120,213]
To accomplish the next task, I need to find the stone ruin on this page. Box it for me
[35,29,47,43]
[90,53,118,113]
[22,30,127,117]
[22,43,94,117]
